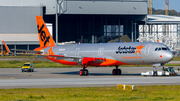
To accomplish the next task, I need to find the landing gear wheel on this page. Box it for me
[84,69,89,76]
[112,69,116,75]
[153,72,158,76]
[117,69,122,75]
[112,69,122,75]
[153,66,158,76]
[79,70,83,76]
[79,69,89,76]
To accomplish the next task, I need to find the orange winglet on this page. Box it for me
[2,40,10,52]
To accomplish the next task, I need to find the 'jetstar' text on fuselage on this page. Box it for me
[116,46,136,54]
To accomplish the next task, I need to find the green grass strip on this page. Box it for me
[0,85,180,101]
[0,61,75,68]
[173,57,180,61]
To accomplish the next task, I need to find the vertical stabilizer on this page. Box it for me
[36,16,55,48]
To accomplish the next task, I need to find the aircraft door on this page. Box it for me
[144,44,151,56]
[98,47,104,56]
[75,48,80,56]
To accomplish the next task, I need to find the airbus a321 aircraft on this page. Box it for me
[4,16,174,76]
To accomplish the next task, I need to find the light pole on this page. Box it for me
[55,0,67,43]
[134,22,137,42]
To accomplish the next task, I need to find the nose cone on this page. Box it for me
[166,52,174,62]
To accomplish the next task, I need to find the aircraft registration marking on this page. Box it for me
[59,49,65,51]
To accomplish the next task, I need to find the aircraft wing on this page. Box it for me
[49,55,106,65]
[15,53,106,65]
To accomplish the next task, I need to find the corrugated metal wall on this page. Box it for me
[0,6,42,33]
[0,0,147,44]
[0,0,56,14]
[0,0,147,15]
[63,0,147,15]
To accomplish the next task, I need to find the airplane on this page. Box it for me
[3,16,174,76]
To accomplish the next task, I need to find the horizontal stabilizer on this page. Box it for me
[11,49,43,54]
[15,53,48,56]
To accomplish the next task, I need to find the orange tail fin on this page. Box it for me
[36,16,55,48]
[2,40,10,52]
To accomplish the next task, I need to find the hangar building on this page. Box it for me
[0,0,147,50]
[0,0,179,55]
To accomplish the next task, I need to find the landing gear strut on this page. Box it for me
[153,66,158,76]
[112,66,122,75]
[79,65,89,76]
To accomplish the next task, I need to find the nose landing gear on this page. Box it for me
[153,66,158,76]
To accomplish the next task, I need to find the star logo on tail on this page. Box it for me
[135,44,144,55]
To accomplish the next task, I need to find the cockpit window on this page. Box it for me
[155,47,170,51]
[158,47,161,51]
[162,47,168,50]
[155,48,158,51]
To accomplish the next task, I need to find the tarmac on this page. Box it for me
[0,66,180,88]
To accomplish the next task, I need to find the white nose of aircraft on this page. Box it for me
[166,51,174,62]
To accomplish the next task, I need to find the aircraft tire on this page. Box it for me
[117,69,122,75]
[84,69,89,76]
[79,69,89,76]
[153,72,158,76]
[112,69,116,75]
[112,69,121,75]
[79,69,84,76]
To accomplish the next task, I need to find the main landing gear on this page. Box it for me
[112,66,122,75]
[79,65,89,76]
[79,65,122,76]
